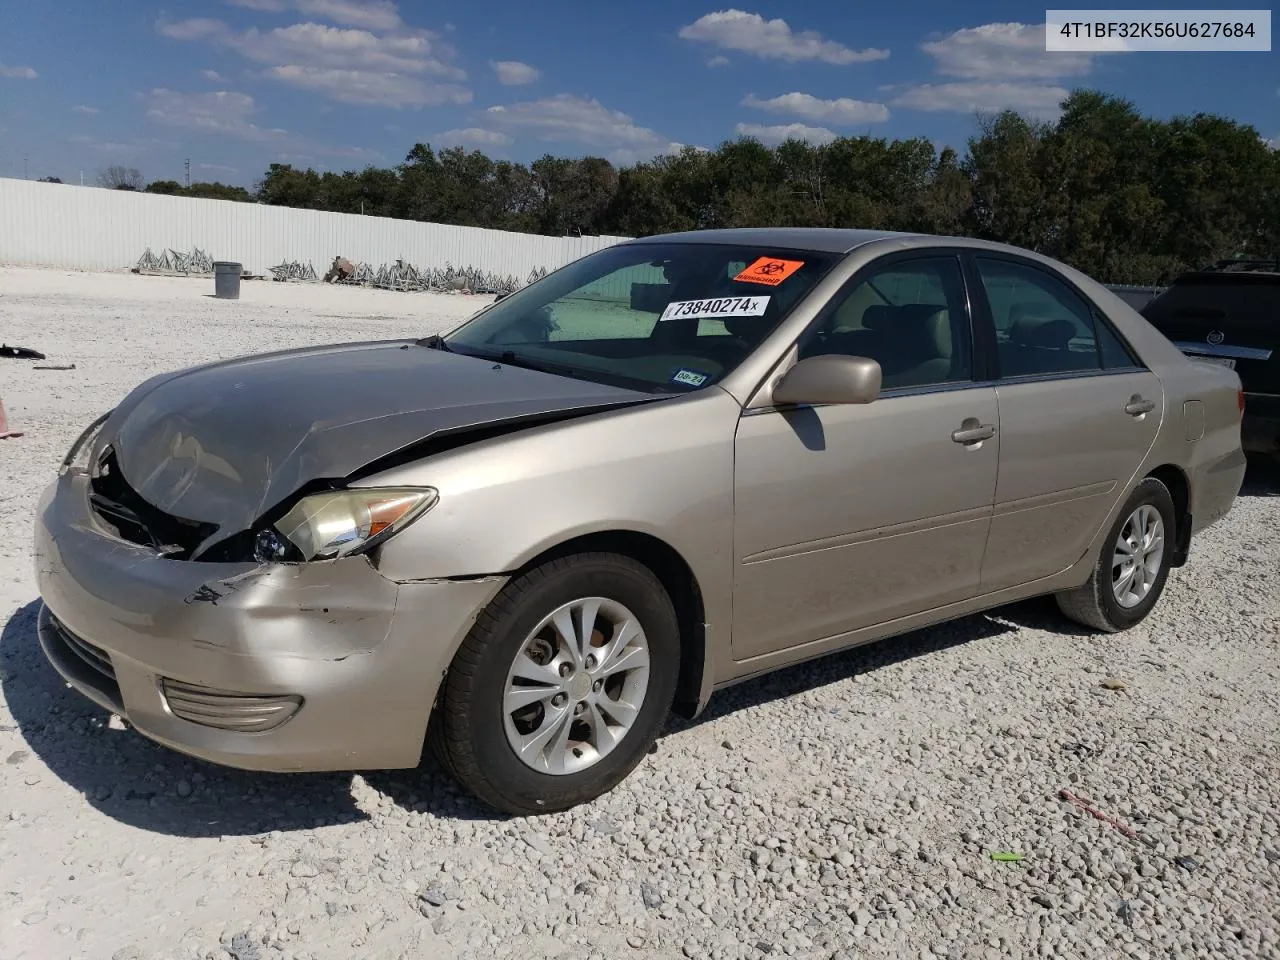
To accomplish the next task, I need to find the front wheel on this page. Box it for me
[430,552,679,815]
[1055,477,1177,633]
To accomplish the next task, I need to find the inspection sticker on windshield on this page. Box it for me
[671,368,710,387]
[659,295,769,322]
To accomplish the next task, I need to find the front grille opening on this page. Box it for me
[58,621,116,682]
[43,612,124,713]
[89,450,217,560]
[160,678,302,733]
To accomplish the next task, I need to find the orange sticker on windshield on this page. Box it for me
[734,257,805,286]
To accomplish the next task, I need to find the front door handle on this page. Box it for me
[951,420,996,444]
[1125,395,1156,417]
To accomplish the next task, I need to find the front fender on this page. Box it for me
[358,388,743,705]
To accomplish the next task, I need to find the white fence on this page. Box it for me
[0,178,629,278]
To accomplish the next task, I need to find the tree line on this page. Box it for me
[51,90,1280,285]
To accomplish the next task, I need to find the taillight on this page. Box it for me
[1238,390,1246,417]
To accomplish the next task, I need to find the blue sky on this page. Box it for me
[1,2,1276,186]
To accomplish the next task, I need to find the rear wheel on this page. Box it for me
[431,552,679,815]
[1056,477,1176,633]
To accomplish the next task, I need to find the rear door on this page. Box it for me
[968,253,1164,592]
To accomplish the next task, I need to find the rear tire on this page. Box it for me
[1056,477,1177,633]
[431,552,679,815]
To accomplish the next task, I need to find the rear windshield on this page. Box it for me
[443,242,839,393]
[1142,274,1279,334]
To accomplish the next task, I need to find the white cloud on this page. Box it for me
[158,17,226,41]
[226,0,404,32]
[922,22,1094,80]
[0,62,38,79]
[889,22,1101,118]
[195,161,240,175]
[158,15,469,107]
[318,143,382,159]
[435,127,514,149]
[73,104,101,115]
[742,92,889,125]
[890,82,1068,119]
[735,122,837,145]
[482,94,679,154]
[490,60,539,86]
[202,69,228,81]
[69,134,180,155]
[679,10,888,65]
[265,65,470,106]
[145,88,292,142]
[707,55,731,68]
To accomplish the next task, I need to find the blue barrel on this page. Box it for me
[213,261,242,299]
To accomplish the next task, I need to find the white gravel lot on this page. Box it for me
[1,265,1278,960]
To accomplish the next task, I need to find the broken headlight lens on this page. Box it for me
[272,487,438,562]
[59,410,113,477]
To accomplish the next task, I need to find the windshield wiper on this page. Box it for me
[463,347,578,377]
[414,334,452,351]
[492,350,557,374]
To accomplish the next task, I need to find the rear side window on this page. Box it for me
[976,258,1142,376]
[975,257,1101,377]
[1095,317,1141,369]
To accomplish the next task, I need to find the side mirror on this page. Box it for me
[771,354,881,406]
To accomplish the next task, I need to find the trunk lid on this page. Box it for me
[1141,272,1278,394]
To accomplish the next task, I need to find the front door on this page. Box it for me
[731,253,1000,662]
[968,254,1165,591]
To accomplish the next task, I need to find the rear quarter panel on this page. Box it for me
[1023,257,1246,542]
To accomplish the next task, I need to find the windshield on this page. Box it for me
[442,242,839,393]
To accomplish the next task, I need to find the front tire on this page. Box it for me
[431,552,679,815]
[1056,477,1177,633]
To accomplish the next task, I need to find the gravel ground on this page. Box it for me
[1,266,1278,960]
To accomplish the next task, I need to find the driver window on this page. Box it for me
[800,256,973,390]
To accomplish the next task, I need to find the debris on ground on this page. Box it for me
[0,344,45,360]
[32,363,75,371]
[133,246,215,276]
[1101,677,1128,691]
[990,852,1025,862]
[323,255,355,284]
[269,259,318,283]
[1059,788,1155,846]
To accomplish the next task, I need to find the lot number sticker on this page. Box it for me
[734,257,805,287]
[659,295,770,322]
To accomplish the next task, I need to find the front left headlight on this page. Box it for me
[267,487,438,562]
[59,410,113,477]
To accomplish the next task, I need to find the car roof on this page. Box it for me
[622,227,922,254]
[619,227,1101,265]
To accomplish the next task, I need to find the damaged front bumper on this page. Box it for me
[32,473,507,772]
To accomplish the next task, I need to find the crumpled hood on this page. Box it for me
[96,339,648,537]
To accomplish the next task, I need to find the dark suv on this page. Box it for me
[1141,259,1278,459]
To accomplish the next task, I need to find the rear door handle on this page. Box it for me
[1125,395,1155,417]
[951,420,996,444]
